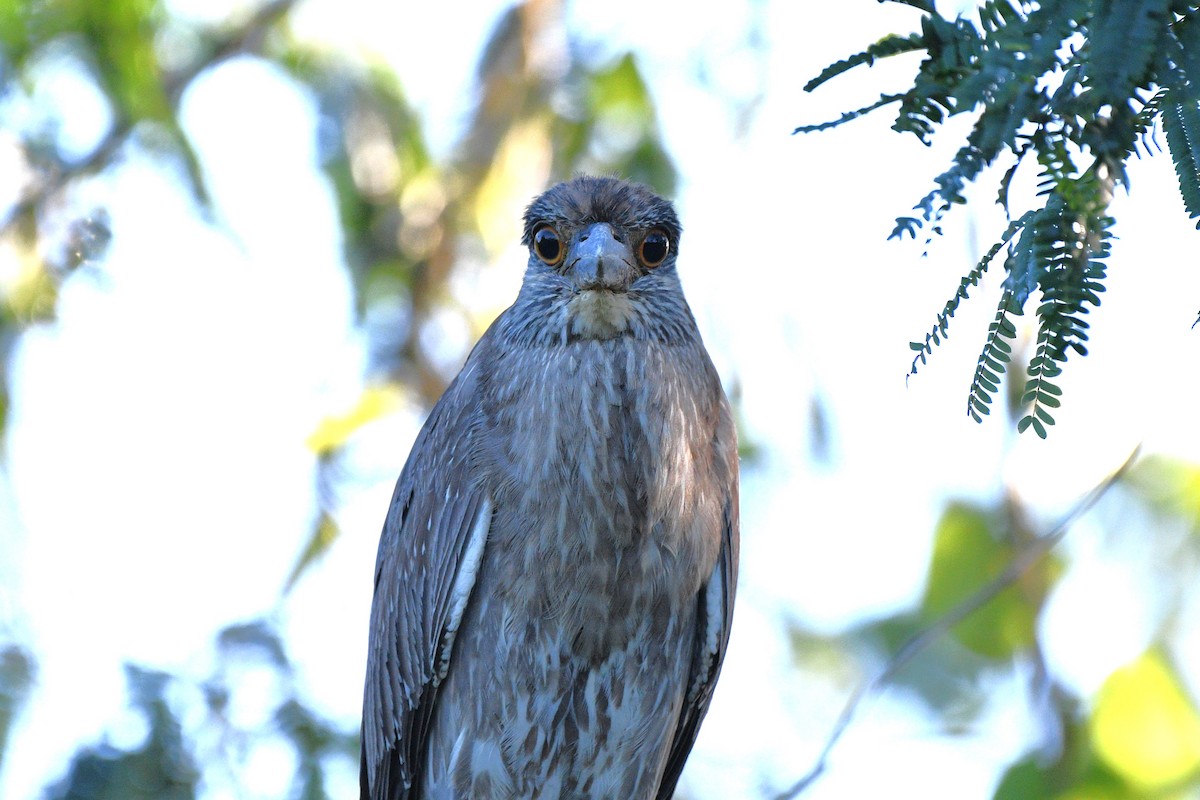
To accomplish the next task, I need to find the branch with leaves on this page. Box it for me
[772,446,1140,799]
[799,0,1200,437]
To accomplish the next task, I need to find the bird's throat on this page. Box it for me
[567,289,634,339]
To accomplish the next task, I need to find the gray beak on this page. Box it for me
[570,223,638,291]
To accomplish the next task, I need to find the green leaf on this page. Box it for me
[1020,414,1048,438]
[83,0,172,125]
[994,757,1053,800]
[919,503,1060,659]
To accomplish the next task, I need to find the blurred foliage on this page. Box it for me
[979,464,1200,800]
[778,450,1200,800]
[993,647,1200,799]
[920,500,1061,659]
[305,383,404,457]
[1124,453,1200,531]
[40,622,354,800]
[0,0,300,437]
[1090,650,1200,792]
[46,666,198,800]
[0,644,34,779]
[799,0,1200,437]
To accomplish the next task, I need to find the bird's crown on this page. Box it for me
[521,176,681,249]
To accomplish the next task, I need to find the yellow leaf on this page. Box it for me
[4,248,58,324]
[473,117,552,257]
[284,512,340,593]
[1127,456,1200,532]
[1091,650,1200,793]
[306,384,404,455]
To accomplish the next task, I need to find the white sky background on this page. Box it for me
[2,0,1200,798]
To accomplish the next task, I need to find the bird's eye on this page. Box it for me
[533,226,564,266]
[638,230,670,268]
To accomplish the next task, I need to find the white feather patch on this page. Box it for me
[567,290,634,339]
[690,558,726,704]
[436,497,493,683]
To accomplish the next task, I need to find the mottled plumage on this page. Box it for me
[361,176,739,800]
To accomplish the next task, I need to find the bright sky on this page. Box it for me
[3,0,1200,798]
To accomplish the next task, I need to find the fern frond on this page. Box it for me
[1167,7,1200,91]
[802,0,1195,435]
[967,291,1021,423]
[908,213,1033,380]
[793,94,906,134]
[1019,340,1063,439]
[1085,0,1171,109]
[1163,94,1200,224]
[1011,164,1113,437]
[978,0,1026,33]
[803,33,927,93]
[888,15,981,144]
[895,145,988,237]
[997,141,1034,214]
[1133,87,1170,156]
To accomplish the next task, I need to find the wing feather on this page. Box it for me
[655,488,740,800]
[360,357,493,800]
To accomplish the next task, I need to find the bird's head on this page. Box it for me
[517,176,687,341]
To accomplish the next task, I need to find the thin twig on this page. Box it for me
[772,445,1141,800]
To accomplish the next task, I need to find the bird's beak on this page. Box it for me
[570,223,638,292]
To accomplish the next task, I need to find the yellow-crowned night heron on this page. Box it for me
[361,176,739,800]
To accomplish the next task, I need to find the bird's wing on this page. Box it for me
[656,487,740,800]
[360,357,492,800]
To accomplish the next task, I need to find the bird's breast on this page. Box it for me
[480,335,724,657]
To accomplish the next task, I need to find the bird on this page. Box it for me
[360,175,739,800]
